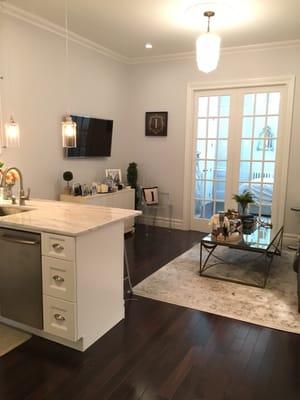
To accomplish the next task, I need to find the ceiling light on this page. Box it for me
[179,1,253,30]
[145,43,153,49]
[196,11,221,73]
[62,0,76,149]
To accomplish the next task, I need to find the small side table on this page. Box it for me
[288,208,300,251]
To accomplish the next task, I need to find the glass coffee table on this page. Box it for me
[200,225,284,288]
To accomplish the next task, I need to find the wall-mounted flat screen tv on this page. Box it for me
[65,115,113,158]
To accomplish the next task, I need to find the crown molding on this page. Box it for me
[1,2,300,66]
[0,2,130,64]
[128,39,300,64]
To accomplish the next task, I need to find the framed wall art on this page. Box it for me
[145,112,168,137]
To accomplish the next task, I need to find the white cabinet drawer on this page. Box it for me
[42,256,76,302]
[43,296,77,341]
[42,233,75,261]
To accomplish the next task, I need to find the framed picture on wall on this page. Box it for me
[145,112,168,136]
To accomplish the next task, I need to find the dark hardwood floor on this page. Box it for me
[125,224,201,286]
[1,224,300,400]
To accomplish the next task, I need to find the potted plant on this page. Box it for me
[233,190,255,216]
[127,162,138,208]
[63,171,73,194]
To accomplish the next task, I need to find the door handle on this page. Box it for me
[1,235,40,246]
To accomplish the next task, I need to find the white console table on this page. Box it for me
[60,188,135,233]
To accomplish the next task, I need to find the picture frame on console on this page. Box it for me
[105,169,122,184]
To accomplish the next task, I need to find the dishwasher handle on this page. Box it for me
[0,234,40,246]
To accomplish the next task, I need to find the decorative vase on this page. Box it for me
[238,204,247,216]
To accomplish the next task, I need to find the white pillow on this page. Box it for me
[142,187,159,205]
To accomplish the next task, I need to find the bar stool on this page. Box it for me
[288,207,300,251]
[124,244,133,296]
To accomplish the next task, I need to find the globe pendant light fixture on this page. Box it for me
[62,0,76,148]
[5,116,20,148]
[196,11,221,73]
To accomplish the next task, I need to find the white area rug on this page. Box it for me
[0,324,31,357]
[134,245,300,334]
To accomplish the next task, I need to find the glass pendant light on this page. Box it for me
[62,115,76,148]
[62,0,76,148]
[196,11,221,73]
[0,9,21,150]
[5,116,20,147]
[0,74,20,150]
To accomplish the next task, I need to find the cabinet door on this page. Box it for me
[42,233,75,261]
[112,190,134,209]
[43,296,77,341]
[42,256,76,302]
[85,197,110,207]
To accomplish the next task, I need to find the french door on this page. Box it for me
[191,85,287,232]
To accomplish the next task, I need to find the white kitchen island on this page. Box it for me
[0,199,140,351]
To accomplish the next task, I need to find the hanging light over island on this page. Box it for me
[62,0,77,149]
[62,115,76,148]
[5,116,20,148]
[196,11,221,73]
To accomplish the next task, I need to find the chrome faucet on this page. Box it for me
[0,167,31,205]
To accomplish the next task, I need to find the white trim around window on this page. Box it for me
[182,76,296,231]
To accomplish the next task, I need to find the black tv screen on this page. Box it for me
[66,116,113,158]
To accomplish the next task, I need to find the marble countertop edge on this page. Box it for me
[0,199,141,236]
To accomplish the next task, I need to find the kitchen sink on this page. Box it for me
[0,206,30,216]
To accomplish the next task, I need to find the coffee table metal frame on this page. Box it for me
[199,226,284,288]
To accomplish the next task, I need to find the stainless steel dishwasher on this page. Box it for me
[0,228,43,329]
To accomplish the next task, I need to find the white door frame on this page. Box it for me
[182,76,295,231]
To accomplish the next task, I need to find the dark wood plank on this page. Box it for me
[125,224,201,286]
[0,224,299,400]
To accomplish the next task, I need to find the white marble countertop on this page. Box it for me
[0,199,141,236]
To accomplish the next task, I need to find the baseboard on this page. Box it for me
[137,215,185,230]
[283,233,299,248]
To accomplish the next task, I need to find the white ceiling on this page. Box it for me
[5,0,300,58]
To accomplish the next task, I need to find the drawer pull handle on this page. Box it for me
[54,313,65,322]
[53,275,65,283]
[52,243,64,251]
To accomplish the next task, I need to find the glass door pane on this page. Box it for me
[194,95,230,221]
[238,92,280,219]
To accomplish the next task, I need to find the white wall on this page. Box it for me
[128,46,300,234]
[0,14,131,199]
[1,12,299,235]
